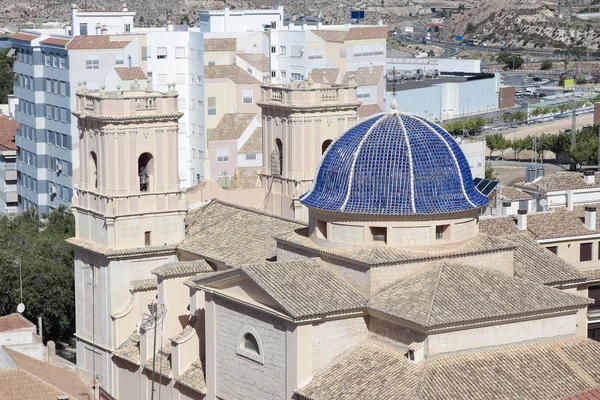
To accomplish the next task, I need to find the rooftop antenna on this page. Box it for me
[140,299,166,400]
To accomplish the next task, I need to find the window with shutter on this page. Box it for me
[581,242,593,262]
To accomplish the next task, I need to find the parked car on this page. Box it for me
[564,129,573,134]
[533,77,541,82]
[538,93,547,97]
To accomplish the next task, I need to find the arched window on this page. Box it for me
[271,138,283,176]
[236,326,264,364]
[322,139,333,154]
[243,333,260,355]
[89,152,98,188]
[138,152,154,192]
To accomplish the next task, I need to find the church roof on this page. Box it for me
[296,337,600,400]
[129,278,157,293]
[300,112,488,216]
[112,331,140,365]
[144,341,172,378]
[152,260,212,279]
[368,262,590,329]
[241,260,366,319]
[175,359,206,394]
[179,200,305,267]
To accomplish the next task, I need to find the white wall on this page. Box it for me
[199,7,283,33]
[460,139,486,178]
[70,8,135,36]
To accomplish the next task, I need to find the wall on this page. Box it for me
[499,86,516,109]
[311,317,368,372]
[427,313,578,357]
[459,139,486,179]
[0,330,43,360]
[369,316,426,347]
[199,7,283,33]
[214,297,287,400]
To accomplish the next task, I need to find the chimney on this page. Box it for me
[517,209,527,230]
[567,190,574,211]
[406,342,424,363]
[378,20,383,25]
[585,206,597,230]
[166,20,174,32]
[101,25,107,35]
[317,22,323,29]
[37,316,43,339]
[584,171,595,184]
[122,2,128,11]
[48,340,56,365]
[96,23,101,35]
[502,201,511,216]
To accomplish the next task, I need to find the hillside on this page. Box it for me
[440,0,600,51]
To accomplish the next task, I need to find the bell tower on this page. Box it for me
[69,81,187,396]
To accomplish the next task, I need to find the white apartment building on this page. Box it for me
[198,4,283,33]
[133,23,206,187]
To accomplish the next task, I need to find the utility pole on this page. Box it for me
[597,124,600,170]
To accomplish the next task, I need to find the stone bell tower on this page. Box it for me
[68,81,187,396]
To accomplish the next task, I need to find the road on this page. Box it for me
[498,113,594,140]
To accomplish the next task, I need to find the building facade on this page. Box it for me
[0,114,19,213]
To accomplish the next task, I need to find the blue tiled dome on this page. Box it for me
[299,111,489,215]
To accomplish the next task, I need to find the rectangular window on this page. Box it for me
[291,46,302,57]
[175,47,185,59]
[374,43,385,56]
[216,148,230,163]
[362,44,374,56]
[190,75,195,84]
[53,80,59,94]
[589,322,600,341]
[157,47,167,59]
[62,134,68,148]
[115,53,124,65]
[280,45,286,55]
[308,50,323,59]
[125,24,131,32]
[271,46,277,53]
[208,60,216,66]
[208,97,216,115]
[53,55,59,67]
[291,73,303,81]
[436,225,449,240]
[581,242,593,262]
[271,70,276,78]
[54,106,59,121]
[60,108,67,123]
[245,153,257,160]
[197,75,202,85]
[370,227,387,243]
[80,23,88,35]
[45,54,51,66]
[142,46,151,60]
[144,231,151,246]
[86,55,99,69]
[357,87,371,99]
[340,49,346,58]
[46,105,52,119]
[176,73,185,85]
[247,67,253,74]
[46,78,52,93]
[547,246,558,255]
[317,220,328,239]
[59,56,66,69]
[281,70,287,78]
[190,48,195,59]
[60,81,67,96]
[242,89,253,104]
[353,45,363,57]
[589,286,600,313]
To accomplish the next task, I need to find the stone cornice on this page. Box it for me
[71,111,183,123]
[256,101,361,113]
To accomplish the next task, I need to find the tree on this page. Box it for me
[486,133,510,158]
[545,132,571,161]
[541,59,553,70]
[512,136,531,159]
[497,51,523,69]
[512,111,527,124]
[569,127,599,168]
[0,48,15,103]
[485,162,498,180]
[0,207,75,342]
[465,22,476,34]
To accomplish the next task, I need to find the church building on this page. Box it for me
[71,83,600,399]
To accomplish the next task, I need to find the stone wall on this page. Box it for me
[312,317,368,372]
[330,223,364,244]
[390,226,431,246]
[215,297,287,400]
[368,316,426,347]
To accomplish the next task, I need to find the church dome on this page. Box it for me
[299,111,489,216]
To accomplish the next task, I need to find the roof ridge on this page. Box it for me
[424,263,445,326]
[209,198,307,226]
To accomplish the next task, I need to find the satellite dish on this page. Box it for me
[17,303,25,314]
[539,199,548,207]
[455,136,463,144]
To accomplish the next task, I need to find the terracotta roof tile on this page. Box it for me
[310,68,340,84]
[310,30,347,43]
[517,171,600,192]
[112,331,140,365]
[345,26,388,40]
[343,65,384,86]
[368,262,590,329]
[151,260,213,279]
[176,359,206,394]
[499,186,533,201]
[357,103,383,118]
[236,53,270,73]
[0,115,19,151]
[204,38,236,52]
[204,65,261,85]
[129,278,157,293]
[1,347,93,400]
[238,127,262,154]
[565,387,600,399]
[209,113,256,141]
[0,313,34,333]
[66,35,132,50]
[144,341,171,378]
[114,66,146,81]
[8,33,38,42]
[297,337,600,400]
[39,38,70,47]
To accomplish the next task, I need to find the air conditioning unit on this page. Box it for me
[56,163,62,173]
[50,186,57,195]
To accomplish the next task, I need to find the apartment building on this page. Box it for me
[0,114,18,213]
[198,4,283,33]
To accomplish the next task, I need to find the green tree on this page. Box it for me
[486,133,510,158]
[497,51,523,69]
[541,59,553,70]
[485,162,498,180]
[512,136,532,159]
[0,48,15,103]
[512,111,527,124]
[569,127,599,168]
[465,22,476,34]
[545,132,571,161]
[0,207,75,342]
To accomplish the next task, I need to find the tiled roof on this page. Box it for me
[67,237,177,258]
[299,112,488,215]
[152,260,212,279]
[240,260,366,319]
[238,127,262,154]
[345,26,388,40]
[8,33,38,42]
[176,359,206,394]
[228,167,262,189]
[236,53,270,73]
[0,347,93,400]
[114,66,147,81]
[504,234,586,285]
[517,171,600,192]
[0,115,18,151]
[342,65,385,86]
[0,313,32,333]
[296,337,600,400]
[169,323,196,344]
[204,38,236,52]
[144,341,171,378]
[368,262,590,329]
[179,200,305,267]
[210,113,256,141]
[39,38,70,47]
[112,331,140,365]
[310,30,347,43]
[276,229,516,266]
[204,65,261,84]
[586,268,600,282]
[129,278,157,293]
[66,35,132,50]
[499,186,533,201]
[357,104,383,118]
[310,68,340,84]
[480,204,600,240]
[565,387,600,399]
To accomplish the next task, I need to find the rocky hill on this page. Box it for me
[440,0,600,51]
